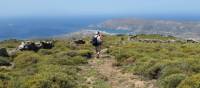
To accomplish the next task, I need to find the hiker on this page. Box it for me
[91,31,103,58]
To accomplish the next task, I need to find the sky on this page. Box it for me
[0,0,200,18]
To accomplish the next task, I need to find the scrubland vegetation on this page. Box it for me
[0,39,93,88]
[0,34,200,88]
[107,34,200,88]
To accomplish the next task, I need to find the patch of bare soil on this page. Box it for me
[86,49,158,88]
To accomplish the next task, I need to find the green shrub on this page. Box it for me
[21,64,82,88]
[160,66,183,79]
[48,56,87,65]
[53,41,69,51]
[0,57,11,66]
[0,73,11,81]
[0,73,12,88]
[65,50,93,58]
[48,57,71,65]
[145,62,165,79]
[38,65,79,76]
[8,77,23,88]
[66,50,78,57]
[14,52,42,68]
[0,39,20,49]
[114,49,133,62]
[178,74,200,88]
[133,58,157,76]
[159,73,186,88]
[116,53,131,62]
[38,49,53,55]
[71,56,88,65]
[21,65,38,75]
[23,72,77,88]
[78,50,93,58]
[52,51,70,58]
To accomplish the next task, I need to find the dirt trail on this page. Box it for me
[87,49,158,88]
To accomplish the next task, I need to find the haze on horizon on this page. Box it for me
[0,0,200,20]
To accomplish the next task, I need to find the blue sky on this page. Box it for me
[0,0,200,18]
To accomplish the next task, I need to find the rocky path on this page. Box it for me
[83,49,158,88]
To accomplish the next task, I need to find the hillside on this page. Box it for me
[86,18,200,40]
[0,34,200,88]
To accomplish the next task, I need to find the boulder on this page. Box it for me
[18,41,40,52]
[0,48,9,57]
[74,40,86,45]
[7,49,18,57]
[40,41,54,49]
[18,41,54,52]
[0,57,11,66]
[26,42,40,52]
[187,39,198,43]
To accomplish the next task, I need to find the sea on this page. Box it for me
[1,16,199,41]
[0,17,109,40]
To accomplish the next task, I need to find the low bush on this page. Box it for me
[78,50,93,59]
[38,65,79,76]
[0,73,12,88]
[71,56,88,65]
[14,52,42,68]
[21,65,38,75]
[115,52,131,62]
[0,57,11,66]
[0,39,20,49]
[178,74,200,88]
[48,56,87,65]
[38,49,53,55]
[132,58,157,76]
[159,73,186,88]
[23,72,77,88]
[66,50,78,57]
[55,50,93,59]
[145,62,165,79]
[160,66,183,79]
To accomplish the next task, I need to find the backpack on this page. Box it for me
[91,36,98,46]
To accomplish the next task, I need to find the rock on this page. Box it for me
[134,81,145,88]
[40,41,54,49]
[7,49,18,57]
[187,39,198,43]
[18,41,39,52]
[101,48,108,54]
[0,57,11,66]
[74,40,86,45]
[86,77,95,84]
[0,48,9,57]
[18,41,54,52]
[0,62,14,70]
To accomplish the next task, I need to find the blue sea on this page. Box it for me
[1,16,199,40]
[0,17,107,40]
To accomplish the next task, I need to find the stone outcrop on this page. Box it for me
[0,48,9,57]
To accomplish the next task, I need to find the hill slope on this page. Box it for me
[1,34,200,88]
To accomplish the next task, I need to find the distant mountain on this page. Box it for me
[86,18,200,40]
